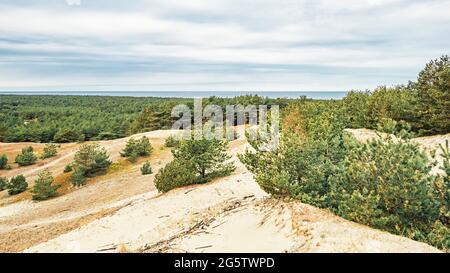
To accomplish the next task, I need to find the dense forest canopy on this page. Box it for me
[0,95,287,143]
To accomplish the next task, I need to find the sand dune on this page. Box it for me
[1,128,446,253]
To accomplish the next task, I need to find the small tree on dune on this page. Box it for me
[31,169,60,201]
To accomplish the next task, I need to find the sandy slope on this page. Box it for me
[0,130,180,252]
[20,129,445,253]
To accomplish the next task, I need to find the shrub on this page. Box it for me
[329,137,442,239]
[73,143,112,177]
[15,146,38,166]
[0,154,9,170]
[64,164,73,173]
[41,143,59,159]
[140,161,152,175]
[121,136,153,162]
[31,169,60,201]
[70,168,87,186]
[165,135,180,148]
[173,138,235,180]
[240,106,449,250]
[154,160,198,192]
[0,177,7,191]
[7,175,28,195]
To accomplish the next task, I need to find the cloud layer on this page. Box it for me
[0,0,449,91]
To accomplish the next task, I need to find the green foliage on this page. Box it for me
[120,136,153,162]
[72,143,112,178]
[31,169,60,201]
[329,137,442,240]
[154,160,198,192]
[15,146,38,166]
[173,137,235,180]
[140,161,152,175]
[0,154,10,170]
[7,175,28,195]
[241,105,449,250]
[41,143,59,159]
[155,135,236,193]
[54,129,84,143]
[70,168,87,186]
[414,55,450,135]
[165,135,181,148]
[0,95,283,143]
[64,164,73,173]
[0,177,7,191]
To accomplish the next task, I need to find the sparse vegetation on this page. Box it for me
[64,164,73,173]
[31,169,60,201]
[165,135,180,148]
[7,174,28,195]
[70,143,112,185]
[41,143,59,159]
[121,136,153,162]
[173,137,235,180]
[155,136,236,192]
[155,159,198,192]
[0,154,10,170]
[15,146,38,166]
[0,177,7,191]
[140,161,153,175]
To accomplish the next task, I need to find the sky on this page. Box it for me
[0,0,449,92]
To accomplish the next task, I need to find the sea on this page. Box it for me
[0,91,348,100]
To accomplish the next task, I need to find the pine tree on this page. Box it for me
[31,169,60,201]
[7,175,28,195]
[140,161,152,175]
[0,154,9,170]
[41,143,59,159]
[0,177,7,191]
[15,146,38,166]
[173,138,235,180]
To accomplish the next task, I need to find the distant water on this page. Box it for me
[0,91,348,100]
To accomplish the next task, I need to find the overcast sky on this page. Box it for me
[0,0,449,92]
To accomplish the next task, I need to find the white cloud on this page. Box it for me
[0,0,449,91]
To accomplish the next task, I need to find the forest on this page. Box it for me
[0,95,289,143]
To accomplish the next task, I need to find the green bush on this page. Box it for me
[15,146,38,166]
[70,168,87,186]
[154,160,198,192]
[7,175,28,195]
[72,143,112,177]
[140,161,152,175]
[240,106,449,250]
[165,135,180,148]
[31,169,60,201]
[0,177,7,191]
[64,164,73,173]
[329,137,443,242]
[173,138,235,180]
[121,136,153,162]
[0,154,9,170]
[41,143,59,159]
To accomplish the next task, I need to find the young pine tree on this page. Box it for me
[31,169,60,201]
[173,138,235,180]
[7,175,28,195]
[15,146,38,166]
[0,177,7,191]
[140,161,152,175]
[0,154,10,170]
[41,143,59,159]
